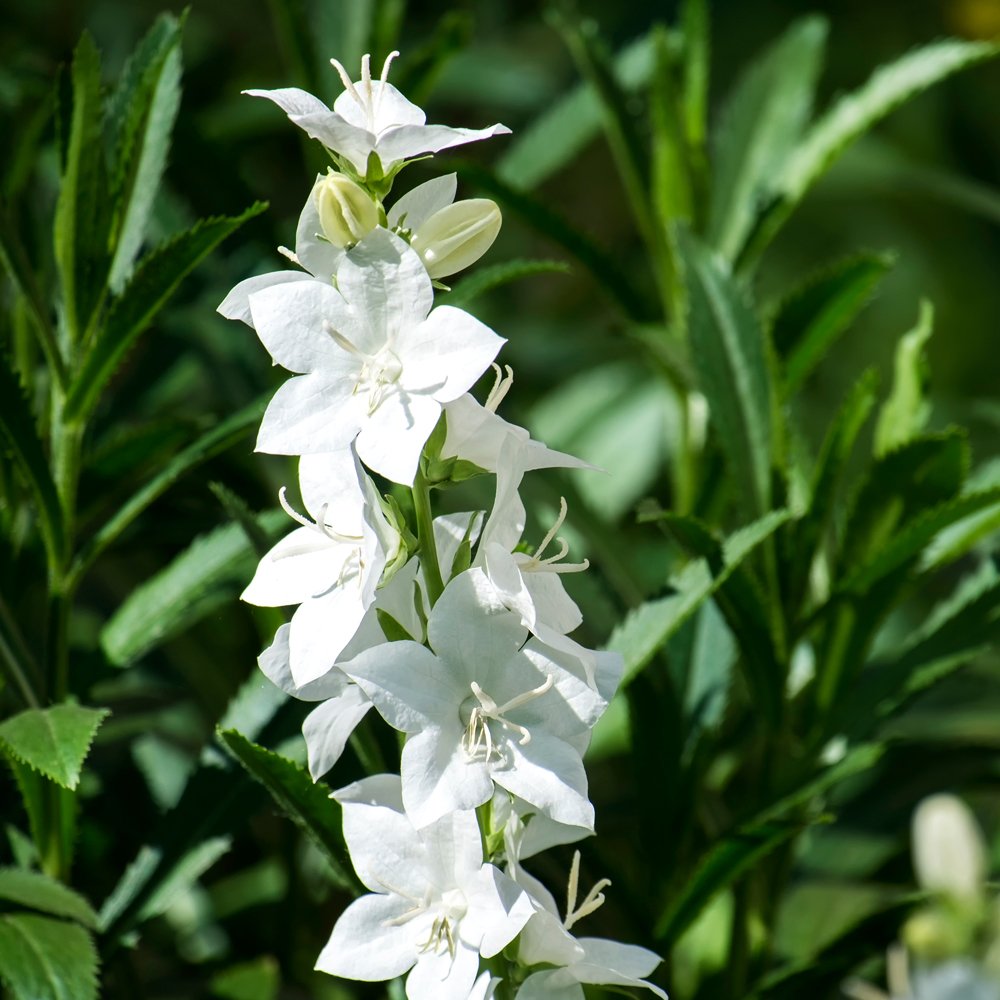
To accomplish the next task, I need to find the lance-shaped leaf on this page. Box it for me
[679,226,773,516]
[707,16,827,263]
[68,392,270,588]
[0,352,64,564]
[101,508,290,666]
[772,253,894,398]
[218,730,361,894]
[608,509,789,686]
[0,705,109,790]
[64,202,266,422]
[435,258,571,308]
[0,868,98,929]
[53,31,110,343]
[0,914,98,1000]
[106,13,184,293]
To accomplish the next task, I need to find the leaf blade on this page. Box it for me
[0,914,98,1000]
[435,258,570,308]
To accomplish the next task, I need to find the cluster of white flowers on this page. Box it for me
[221,53,665,1000]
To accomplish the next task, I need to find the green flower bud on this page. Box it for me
[315,170,379,248]
[411,199,502,279]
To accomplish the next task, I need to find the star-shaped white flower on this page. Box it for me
[247,228,504,484]
[475,436,606,689]
[242,448,399,686]
[508,847,666,1000]
[316,775,532,1000]
[247,53,510,177]
[345,567,619,830]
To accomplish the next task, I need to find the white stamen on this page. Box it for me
[277,487,363,546]
[462,674,554,760]
[371,863,434,927]
[277,245,300,264]
[485,363,514,412]
[330,52,399,134]
[563,850,611,931]
[520,498,589,575]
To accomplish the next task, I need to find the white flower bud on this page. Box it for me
[314,171,379,248]
[411,198,501,279]
[912,794,986,900]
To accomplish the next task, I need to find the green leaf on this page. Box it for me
[772,253,894,398]
[376,609,415,642]
[454,161,656,322]
[0,868,98,928]
[106,14,184,294]
[54,31,110,343]
[64,202,267,422]
[435,259,571,308]
[100,508,290,666]
[0,706,109,790]
[874,299,934,457]
[746,37,1000,268]
[0,914,98,1000]
[707,16,827,262]
[654,820,801,944]
[785,369,880,616]
[68,392,270,588]
[0,351,65,564]
[210,956,280,1000]
[137,836,232,922]
[608,509,790,686]
[678,226,773,516]
[218,729,362,894]
[495,33,655,192]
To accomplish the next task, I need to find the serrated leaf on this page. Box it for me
[608,509,789,686]
[0,705,109,790]
[64,202,266,422]
[54,31,110,343]
[107,16,184,293]
[678,226,773,516]
[708,16,827,262]
[495,33,655,191]
[218,729,361,894]
[0,914,98,1000]
[0,868,98,929]
[100,508,290,666]
[773,253,894,397]
[0,352,64,564]
[435,259,570,308]
[874,299,934,457]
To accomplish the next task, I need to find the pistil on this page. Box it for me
[519,498,589,575]
[563,850,611,931]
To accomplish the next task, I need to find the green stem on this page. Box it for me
[412,466,444,606]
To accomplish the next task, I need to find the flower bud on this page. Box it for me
[314,171,379,248]
[411,199,501,279]
[912,794,986,901]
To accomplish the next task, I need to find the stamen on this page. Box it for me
[277,487,363,546]
[562,850,611,931]
[277,245,300,264]
[534,497,567,560]
[360,54,373,128]
[371,863,435,927]
[463,674,555,758]
[330,58,365,114]
[485,363,514,412]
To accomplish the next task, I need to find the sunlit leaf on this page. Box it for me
[0,914,98,1000]
[0,868,98,929]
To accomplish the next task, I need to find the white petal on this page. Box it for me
[442,396,526,473]
[255,371,362,455]
[518,910,585,968]
[289,111,375,173]
[400,307,505,403]
[245,87,330,117]
[400,727,494,829]
[459,865,533,957]
[524,438,602,473]
[522,570,583,634]
[333,82,425,132]
[218,271,315,327]
[388,174,457,230]
[315,892,418,980]
[477,436,527,554]
[494,790,589,861]
[302,686,372,779]
[493,731,594,831]
[434,511,483,584]
[288,585,372,686]
[298,449,367,527]
[355,387,442,486]
[375,123,511,167]
[241,526,348,606]
[466,971,501,1000]
[576,938,664,983]
[420,807,484,886]
[427,568,526,682]
[345,641,460,732]
[296,175,344,280]
[515,970,584,1000]
[337,229,433,352]
[335,772,405,810]
[257,623,351,701]
[406,940,479,1000]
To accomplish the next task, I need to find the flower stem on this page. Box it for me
[412,465,444,606]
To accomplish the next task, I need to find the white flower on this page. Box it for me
[316,775,532,1000]
[242,448,399,686]
[345,567,619,830]
[912,794,987,901]
[246,53,510,177]
[508,850,666,1000]
[442,366,598,475]
[247,227,504,484]
[476,436,607,690]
